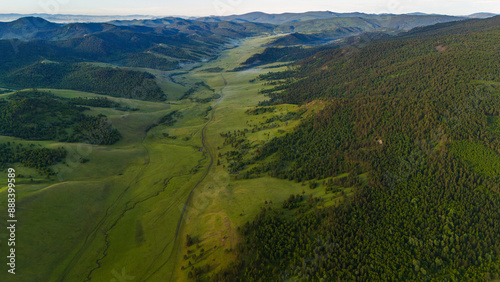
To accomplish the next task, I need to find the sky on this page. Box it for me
[0,0,498,17]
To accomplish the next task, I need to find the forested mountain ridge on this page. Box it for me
[1,12,499,281]
[215,16,500,281]
[2,62,166,101]
[0,19,229,65]
[0,17,274,41]
[0,13,473,97]
[197,11,467,25]
[261,16,500,104]
[0,17,275,96]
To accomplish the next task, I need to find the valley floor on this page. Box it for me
[0,35,342,281]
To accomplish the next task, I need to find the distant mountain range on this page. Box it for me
[0,14,276,96]
[0,11,495,68]
[0,16,273,41]
[0,13,155,23]
[0,11,497,24]
[0,12,477,43]
[198,11,468,25]
[0,11,497,97]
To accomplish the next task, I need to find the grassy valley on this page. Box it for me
[0,12,498,282]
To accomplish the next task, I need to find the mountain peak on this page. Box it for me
[0,16,60,40]
[8,16,59,31]
[12,16,53,25]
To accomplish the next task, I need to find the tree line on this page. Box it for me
[211,17,500,281]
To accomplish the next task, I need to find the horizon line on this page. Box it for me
[0,10,497,18]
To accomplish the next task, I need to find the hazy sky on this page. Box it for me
[1,0,498,17]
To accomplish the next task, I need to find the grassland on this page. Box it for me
[0,34,347,281]
[0,82,210,281]
[172,36,353,280]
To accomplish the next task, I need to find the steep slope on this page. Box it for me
[216,16,500,281]
[264,16,500,104]
[267,32,322,46]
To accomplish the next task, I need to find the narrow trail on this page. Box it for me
[85,144,210,281]
[143,73,227,281]
[62,73,227,282]
[58,143,151,282]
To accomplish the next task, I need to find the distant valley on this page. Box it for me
[0,11,499,282]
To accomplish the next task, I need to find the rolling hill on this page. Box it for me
[0,10,499,282]
[200,11,466,27]
[0,16,60,40]
[0,17,274,96]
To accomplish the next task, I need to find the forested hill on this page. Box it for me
[198,11,466,26]
[216,16,500,281]
[0,17,274,41]
[0,14,474,98]
[0,16,277,98]
[262,15,500,105]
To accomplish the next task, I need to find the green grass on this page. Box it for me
[63,140,209,281]
[0,181,108,281]
[172,36,352,280]
[124,63,219,101]
[0,34,330,282]
[451,140,500,178]
[0,78,211,281]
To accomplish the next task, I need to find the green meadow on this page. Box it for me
[172,37,355,280]
[0,35,301,281]
[0,34,351,281]
[0,80,210,281]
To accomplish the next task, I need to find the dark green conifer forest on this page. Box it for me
[214,16,500,281]
[0,12,499,282]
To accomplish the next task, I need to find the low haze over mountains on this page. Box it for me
[0,11,497,24]
[0,11,496,98]
[0,10,499,281]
